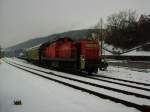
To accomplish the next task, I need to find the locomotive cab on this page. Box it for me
[79,39,101,73]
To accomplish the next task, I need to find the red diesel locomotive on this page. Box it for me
[25,37,107,73]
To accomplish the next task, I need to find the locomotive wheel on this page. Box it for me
[87,68,98,74]
[59,61,77,72]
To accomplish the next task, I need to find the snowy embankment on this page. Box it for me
[103,43,150,56]
[0,60,139,112]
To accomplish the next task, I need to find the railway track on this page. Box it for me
[3,59,150,112]
[92,74,150,86]
[88,75,150,92]
[5,60,150,99]
[7,59,150,92]
[17,57,150,88]
[90,74,150,91]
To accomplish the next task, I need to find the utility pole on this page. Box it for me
[0,45,1,58]
[100,18,103,57]
[95,18,103,57]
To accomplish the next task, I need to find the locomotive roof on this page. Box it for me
[51,37,73,43]
[25,37,74,51]
[41,37,73,47]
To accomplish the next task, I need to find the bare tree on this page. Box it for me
[105,10,138,49]
[107,10,137,30]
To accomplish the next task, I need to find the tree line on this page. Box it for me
[95,10,150,50]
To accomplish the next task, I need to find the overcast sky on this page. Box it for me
[0,0,150,48]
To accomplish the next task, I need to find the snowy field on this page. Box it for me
[0,58,150,112]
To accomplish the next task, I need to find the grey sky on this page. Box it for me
[0,0,150,48]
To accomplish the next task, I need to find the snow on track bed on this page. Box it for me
[1,62,139,112]
[6,60,150,98]
[5,58,150,95]
[4,59,150,112]
[5,60,150,99]
[13,57,150,87]
[7,58,150,93]
[9,58,150,90]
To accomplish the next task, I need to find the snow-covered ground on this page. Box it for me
[103,49,150,56]
[123,50,150,56]
[0,59,140,112]
[98,66,150,84]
